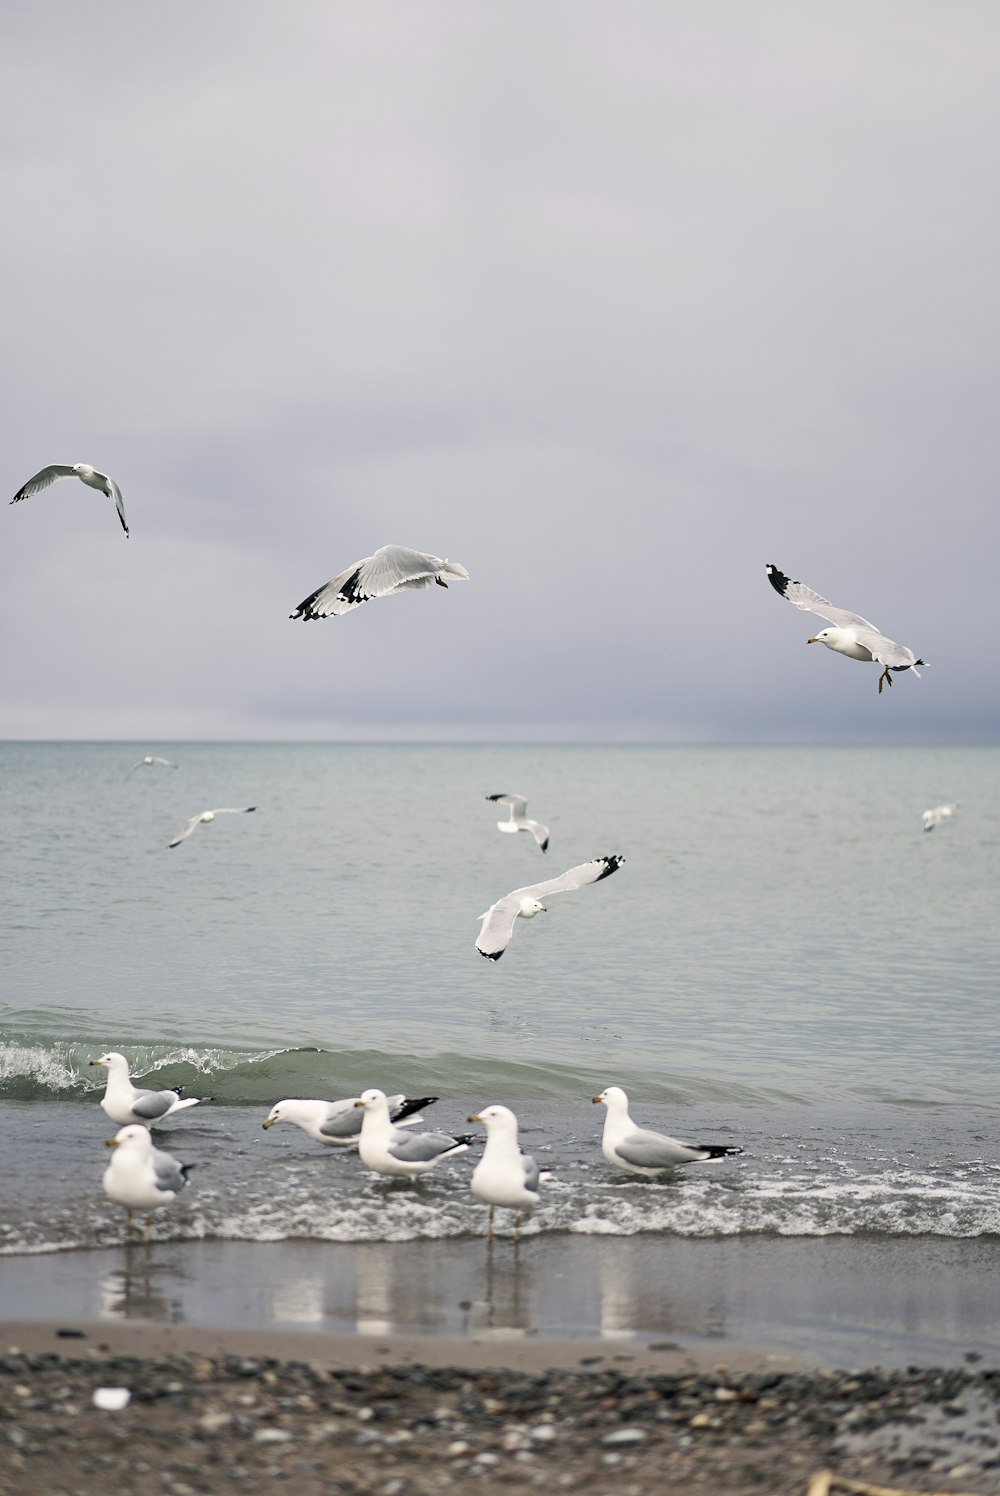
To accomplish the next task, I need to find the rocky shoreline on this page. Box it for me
[2,1345,998,1496]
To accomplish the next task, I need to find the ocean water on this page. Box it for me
[2,741,998,1256]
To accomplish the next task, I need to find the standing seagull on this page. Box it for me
[486,793,549,852]
[290,544,469,619]
[262,1092,439,1147]
[766,564,925,694]
[353,1088,474,1179]
[89,1052,202,1128]
[102,1125,192,1239]
[126,756,178,779]
[168,806,256,848]
[11,464,128,537]
[476,855,624,961]
[468,1104,546,1241]
[593,1087,743,1177]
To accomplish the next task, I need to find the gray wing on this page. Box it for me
[476,893,520,960]
[151,1146,189,1195]
[10,464,76,503]
[107,477,128,537]
[844,626,917,669]
[512,855,624,903]
[209,807,256,815]
[615,1127,705,1169]
[765,565,878,631]
[291,545,445,619]
[129,1087,180,1121]
[317,1099,364,1139]
[168,815,202,847]
[387,1128,464,1163]
[522,1154,542,1192]
[525,819,550,851]
[487,792,528,817]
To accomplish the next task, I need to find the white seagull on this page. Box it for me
[263,1092,439,1147]
[168,806,256,848]
[126,755,178,779]
[766,564,926,694]
[11,463,128,537]
[353,1088,474,1179]
[89,1052,202,1128]
[102,1124,192,1239]
[486,793,550,852]
[476,855,624,961]
[468,1104,547,1241]
[593,1086,743,1177]
[922,803,958,832]
[290,544,469,620]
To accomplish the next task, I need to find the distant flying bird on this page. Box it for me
[353,1088,475,1179]
[486,793,550,852]
[126,756,178,779]
[168,806,256,848]
[102,1124,192,1239]
[468,1103,548,1240]
[922,803,958,832]
[290,544,469,620]
[262,1092,439,1147]
[89,1051,202,1128]
[766,564,926,694]
[10,463,128,537]
[593,1086,744,1177]
[475,855,624,961]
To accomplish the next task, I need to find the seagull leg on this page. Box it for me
[435,577,449,588]
[513,1213,522,1244]
[877,667,893,694]
[125,1208,134,1235]
[486,1206,494,1242]
[143,1215,153,1244]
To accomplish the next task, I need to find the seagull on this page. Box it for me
[593,1086,743,1177]
[353,1088,475,1179]
[922,803,958,832]
[102,1125,192,1239]
[468,1104,547,1241]
[89,1052,202,1128]
[168,806,256,848]
[10,463,128,537]
[766,564,926,694]
[126,756,178,779]
[262,1092,439,1147]
[486,793,549,852]
[476,855,624,961]
[290,544,470,620]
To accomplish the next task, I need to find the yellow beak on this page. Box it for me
[468,1113,481,1124]
[104,1138,119,1149]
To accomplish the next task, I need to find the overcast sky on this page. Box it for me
[2,1,997,743]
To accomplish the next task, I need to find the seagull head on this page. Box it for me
[354,1088,388,1112]
[201,811,215,824]
[592,1086,628,1111]
[105,1124,152,1153]
[90,1051,127,1071]
[262,1105,282,1130]
[468,1104,518,1132]
[518,897,546,919]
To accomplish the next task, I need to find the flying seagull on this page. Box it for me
[354,1088,475,1179]
[89,1051,202,1128]
[766,564,925,694]
[486,793,549,852]
[168,806,256,848]
[593,1086,744,1177]
[126,756,178,779]
[476,855,624,961]
[468,1103,548,1241]
[290,544,469,620]
[102,1124,192,1239]
[922,803,958,832]
[11,464,128,537]
[262,1092,439,1147]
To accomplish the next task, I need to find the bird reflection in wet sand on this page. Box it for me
[99,1242,184,1322]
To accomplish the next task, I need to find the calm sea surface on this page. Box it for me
[2,742,998,1254]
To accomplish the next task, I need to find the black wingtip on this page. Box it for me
[393,1095,439,1121]
[594,854,624,881]
[478,947,503,961]
[485,793,506,802]
[765,563,790,597]
[539,838,549,852]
